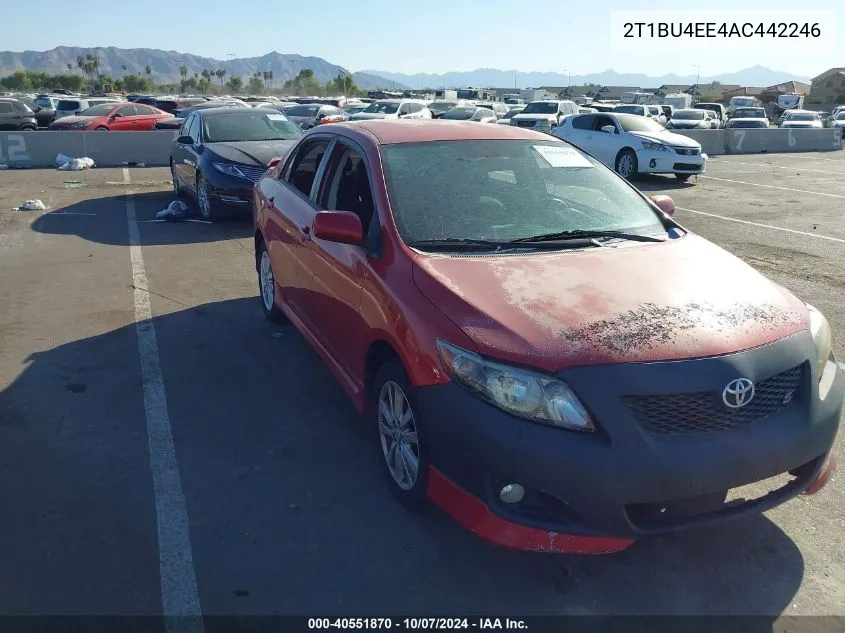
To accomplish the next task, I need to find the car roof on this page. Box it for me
[195,106,275,117]
[331,120,555,145]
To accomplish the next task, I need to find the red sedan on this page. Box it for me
[252,120,841,554]
[48,102,172,131]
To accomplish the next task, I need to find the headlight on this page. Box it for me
[807,304,832,378]
[213,162,246,178]
[641,141,669,151]
[69,121,89,129]
[436,339,594,432]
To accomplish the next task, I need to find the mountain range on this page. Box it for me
[0,47,406,90]
[360,65,813,90]
[0,47,813,92]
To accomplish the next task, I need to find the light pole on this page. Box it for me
[693,65,700,86]
[563,69,571,89]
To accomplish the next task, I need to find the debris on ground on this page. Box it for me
[62,180,86,188]
[18,200,46,211]
[154,200,194,222]
[122,161,147,167]
[56,153,95,171]
[0,165,7,170]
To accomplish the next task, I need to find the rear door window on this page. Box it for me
[58,100,81,110]
[286,139,332,198]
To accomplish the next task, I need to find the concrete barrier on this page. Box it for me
[671,130,726,157]
[724,128,842,154]
[672,128,842,156]
[0,130,176,168]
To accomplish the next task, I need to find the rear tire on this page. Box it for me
[372,358,430,510]
[674,174,692,183]
[257,240,286,323]
[170,162,184,197]
[95,126,108,131]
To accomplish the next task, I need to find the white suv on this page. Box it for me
[510,100,578,131]
[54,97,122,120]
[349,99,432,121]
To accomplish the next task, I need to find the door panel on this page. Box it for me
[296,142,373,378]
[265,138,333,320]
[110,105,137,131]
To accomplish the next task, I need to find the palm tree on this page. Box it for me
[179,65,188,81]
[216,69,226,85]
[267,70,274,89]
[122,64,127,77]
[145,65,152,81]
[66,63,73,75]
[90,54,101,81]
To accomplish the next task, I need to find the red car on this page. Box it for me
[48,102,172,131]
[252,120,842,553]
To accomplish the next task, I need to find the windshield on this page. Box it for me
[442,107,476,120]
[380,140,665,246]
[522,102,559,114]
[613,105,644,115]
[673,110,705,120]
[428,101,458,112]
[615,113,667,132]
[202,111,304,142]
[837,113,845,120]
[734,108,766,118]
[503,109,523,119]
[695,104,720,113]
[731,98,755,107]
[787,113,817,121]
[363,101,400,114]
[35,97,54,108]
[79,103,117,117]
[457,90,478,100]
[57,100,81,110]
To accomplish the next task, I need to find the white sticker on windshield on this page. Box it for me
[533,145,593,168]
[266,114,289,121]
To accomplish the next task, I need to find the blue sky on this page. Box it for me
[3,0,841,77]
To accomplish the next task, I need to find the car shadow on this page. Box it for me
[29,191,254,247]
[0,297,806,620]
[635,173,702,192]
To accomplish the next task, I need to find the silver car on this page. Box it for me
[283,104,349,130]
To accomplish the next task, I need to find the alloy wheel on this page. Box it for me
[197,178,211,218]
[618,154,634,178]
[378,381,420,491]
[259,250,275,311]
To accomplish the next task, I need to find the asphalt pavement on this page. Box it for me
[0,153,843,626]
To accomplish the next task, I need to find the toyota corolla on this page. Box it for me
[252,120,842,553]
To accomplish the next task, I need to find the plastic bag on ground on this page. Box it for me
[18,200,46,211]
[58,157,96,171]
[155,200,193,222]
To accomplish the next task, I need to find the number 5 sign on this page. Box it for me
[0,134,31,164]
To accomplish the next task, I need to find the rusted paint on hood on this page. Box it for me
[413,235,808,372]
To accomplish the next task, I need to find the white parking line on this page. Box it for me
[676,206,845,244]
[708,160,845,176]
[123,168,204,632]
[699,176,845,199]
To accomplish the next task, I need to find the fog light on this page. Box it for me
[499,483,525,504]
[649,159,657,168]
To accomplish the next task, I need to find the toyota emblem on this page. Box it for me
[723,378,755,409]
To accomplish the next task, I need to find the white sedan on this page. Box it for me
[554,112,706,182]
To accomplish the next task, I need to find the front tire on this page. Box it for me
[196,175,216,220]
[674,174,692,182]
[95,126,108,131]
[373,359,430,510]
[257,240,286,323]
[170,162,184,196]
[615,149,638,180]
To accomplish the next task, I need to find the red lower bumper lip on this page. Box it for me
[426,467,634,554]
[803,452,837,495]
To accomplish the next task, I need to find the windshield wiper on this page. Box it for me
[406,238,593,251]
[509,229,666,244]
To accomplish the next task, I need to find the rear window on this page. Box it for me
[286,105,320,116]
[58,100,81,110]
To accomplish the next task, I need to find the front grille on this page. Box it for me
[237,164,270,182]
[673,162,702,171]
[516,120,536,127]
[674,147,700,155]
[622,364,804,436]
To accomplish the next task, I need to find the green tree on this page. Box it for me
[198,77,212,94]
[226,76,243,92]
[145,65,153,83]
[122,64,128,77]
[248,72,265,94]
[179,65,189,81]
[66,63,73,75]
[216,69,226,85]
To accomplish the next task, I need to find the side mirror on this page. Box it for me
[650,194,676,216]
[267,157,282,168]
[176,135,194,145]
[112,112,124,118]
[600,125,616,134]
[312,210,364,246]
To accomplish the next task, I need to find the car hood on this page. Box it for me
[50,115,95,127]
[668,120,705,127]
[350,112,392,120]
[730,117,767,123]
[629,130,700,148]
[511,113,556,121]
[411,234,808,372]
[782,122,819,127]
[206,140,299,165]
[156,117,185,128]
